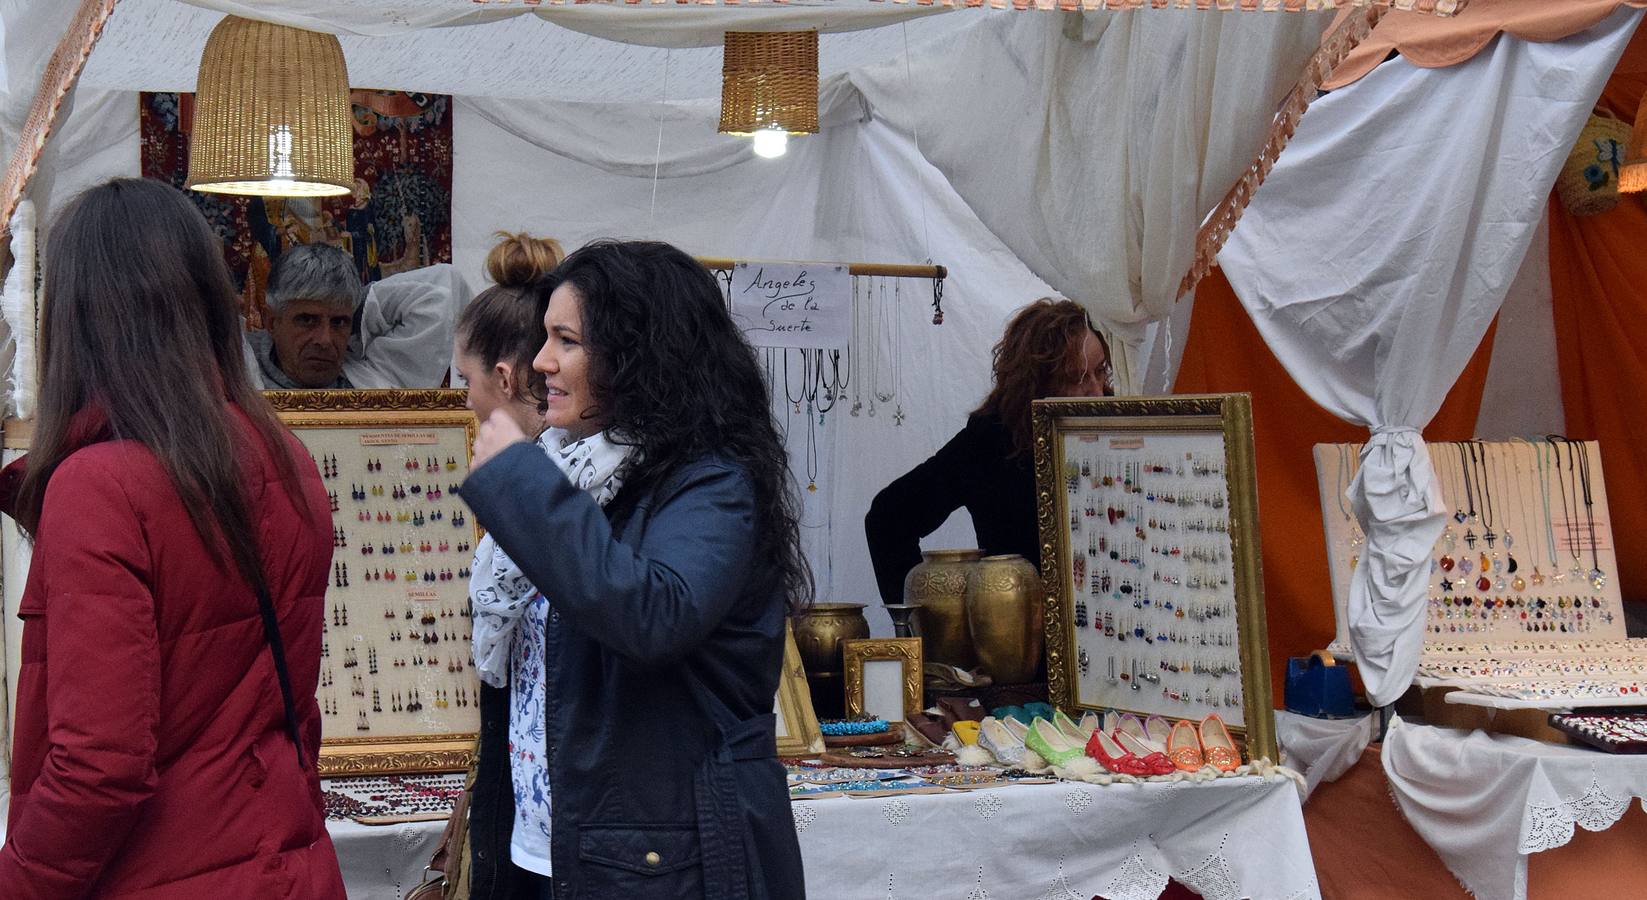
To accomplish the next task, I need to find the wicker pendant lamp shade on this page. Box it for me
[186,16,354,197]
[1620,94,1647,194]
[717,31,819,136]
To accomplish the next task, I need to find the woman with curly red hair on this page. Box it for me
[865,298,1112,606]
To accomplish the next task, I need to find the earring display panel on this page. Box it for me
[1033,394,1275,763]
[270,390,481,775]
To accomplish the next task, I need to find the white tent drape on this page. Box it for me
[839,8,1335,388]
[1215,6,1643,705]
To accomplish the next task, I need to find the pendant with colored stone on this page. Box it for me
[1440,578,1454,592]
[1454,508,1467,524]
[1443,526,1458,549]
[1507,555,1518,574]
[1503,530,1514,550]
[1439,555,1456,572]
[1460,558,1475,576]
[1479,553,1490,574]
[1476,576,1491,592]
[1513,575,1526,592]
[1495,577,1507,591]
[1592,569,1608,590]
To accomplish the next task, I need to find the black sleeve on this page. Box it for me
[864,422,983,605]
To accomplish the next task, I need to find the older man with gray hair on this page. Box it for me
[245,243,470,389]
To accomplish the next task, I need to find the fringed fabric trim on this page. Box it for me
[0,0,121,242]
[1177,6,1386,300]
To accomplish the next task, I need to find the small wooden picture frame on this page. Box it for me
[843,638,923,724]
[774,622,824,757]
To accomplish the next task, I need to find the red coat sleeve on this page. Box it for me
[0,452,162,899]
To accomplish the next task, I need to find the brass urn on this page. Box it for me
[791,603,870,717]
[964,553,1044,685]
[904,548,983,669]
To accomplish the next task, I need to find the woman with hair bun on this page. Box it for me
[459,239,809,898]
[451,231,569,896]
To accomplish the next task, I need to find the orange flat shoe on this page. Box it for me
[1199,714,1241,772]
[1166,719,1205,772]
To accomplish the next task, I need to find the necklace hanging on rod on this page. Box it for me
[849,276,864,417]
[1336,444,1362,573]
[1439,455,1458,550]
[1456,443,1478,549]
[1546,436,1581,583]
[891,278,904,426]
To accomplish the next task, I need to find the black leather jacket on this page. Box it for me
[459,444,804,900]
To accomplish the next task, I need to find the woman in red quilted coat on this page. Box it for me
[0,178,346,899]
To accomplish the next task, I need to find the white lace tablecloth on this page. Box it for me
[328,816,445,900]
[794,774,1319,900]
[1276,710,1375,801]
[1383,714,1647,900]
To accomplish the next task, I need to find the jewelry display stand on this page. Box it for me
[270,390,483,775]
[1315,439,1645,710]
[1035,394,1276,762]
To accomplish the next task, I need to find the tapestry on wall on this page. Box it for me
[140,90,453,328]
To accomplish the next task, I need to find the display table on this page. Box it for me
[323,773,1318,899]
[794,774,1318,900]
[1383,714,1647,900]
[329,816,444,900]
[1276,710,1375,801]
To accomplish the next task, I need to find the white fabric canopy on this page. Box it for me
[1214,7,1642,706]
[838,8,1334,387]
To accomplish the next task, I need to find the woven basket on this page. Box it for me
[186,16,353,196]
[718,31,819,135]
[1556,109,1630,217]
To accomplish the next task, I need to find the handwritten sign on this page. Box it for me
[729,262,850,350]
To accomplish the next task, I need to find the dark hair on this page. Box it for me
[16,178,306,588]
[548,240,812,609]
[454,232,564,407]
[973,298,1112,457]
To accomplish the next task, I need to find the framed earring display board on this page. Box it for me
[1032,394,1276,763]
[269,389,481,775]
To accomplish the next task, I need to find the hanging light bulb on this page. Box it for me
[718,31,818,158]
[751,128,789,159]
[186,16,354,197]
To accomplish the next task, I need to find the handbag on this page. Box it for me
[406,758,478,900]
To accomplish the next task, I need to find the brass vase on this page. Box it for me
[904,548,983,669]
[964,553,1044,685]
[791,603,869,718]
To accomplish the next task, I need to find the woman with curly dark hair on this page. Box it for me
[458,240,810,899]
[865,298,1112,607]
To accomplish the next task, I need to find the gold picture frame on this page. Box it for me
[269,389,481,775]
[775,623,824,757]
[842,637,923,724]
[1031,393,1276,763]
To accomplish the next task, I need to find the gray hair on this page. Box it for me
[266,243,361,315]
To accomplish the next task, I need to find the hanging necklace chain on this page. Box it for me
[1547,436,1580,563]
[1569,438,1603,577]
[1336,443,1355,522]
[1488,443,1513,542]
[1469,442,1495,531]
[1509,441,1536,548]
[1455,443,1477,519]
[1533,441,1560,568]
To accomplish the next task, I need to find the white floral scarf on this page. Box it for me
[469,427,631,687]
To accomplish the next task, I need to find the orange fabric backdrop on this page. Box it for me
[1173,270,1498,702]
[1549,29,1647,604]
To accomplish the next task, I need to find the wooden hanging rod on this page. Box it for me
[695,258,946,280]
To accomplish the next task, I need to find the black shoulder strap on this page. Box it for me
[248,566,307,770]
